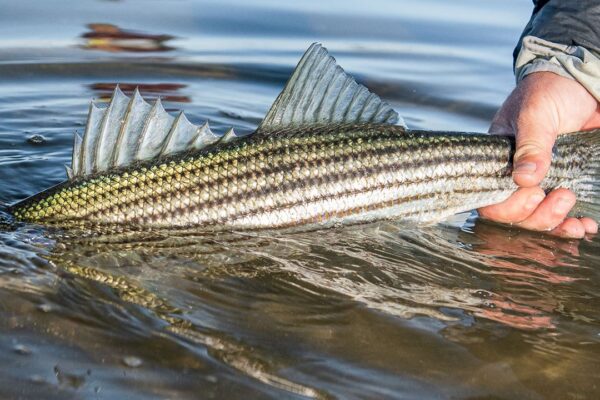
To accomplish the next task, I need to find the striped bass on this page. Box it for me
[9,44,600,230]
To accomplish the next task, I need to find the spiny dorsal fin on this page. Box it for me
[95,85,130,173]
[220,127,238,143]
[113,88,153,168]
[257,43,404,132]
[80,102,106,176]
[136,98,175,161]
[71,132,83,176]
[69,89,231,180]
[191,122,220,150]
[160,111,196,156]
[65,165,74,180]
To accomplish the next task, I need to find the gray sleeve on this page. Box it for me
[515,36,600,102]
[516,0,600,58]
[513,1,600,102]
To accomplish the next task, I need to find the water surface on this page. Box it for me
[1,1,599,399]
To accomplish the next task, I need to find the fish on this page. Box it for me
[9,43,600,231]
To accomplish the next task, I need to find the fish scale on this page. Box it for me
[10,43,600,231]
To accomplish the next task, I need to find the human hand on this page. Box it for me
[478,72,600,238]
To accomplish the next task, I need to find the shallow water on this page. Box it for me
[1,0,599,399]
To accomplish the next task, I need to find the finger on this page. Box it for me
[517,188,576,231]
[478,187,545,224]
[579,217,598,234]
[549,218,586,239]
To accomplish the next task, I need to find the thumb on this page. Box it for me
[487,75,559,188]
[508,72,598,188]
[512,122,556,187]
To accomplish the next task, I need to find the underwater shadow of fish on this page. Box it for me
[9,43,600,231]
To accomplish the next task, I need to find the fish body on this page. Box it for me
[11,126,599,229]
[10,44,600,230]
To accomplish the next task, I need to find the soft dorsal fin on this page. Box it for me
[68,88,226,180]
[257,43,404,132]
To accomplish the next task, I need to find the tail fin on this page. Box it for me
[555,129,600,218]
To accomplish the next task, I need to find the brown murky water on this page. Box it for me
[1,1,599,399]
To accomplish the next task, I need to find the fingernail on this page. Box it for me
[513,161,537,175]
[554,197,574,215]
[525,193,545,210]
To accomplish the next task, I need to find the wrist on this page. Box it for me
[515,36,600,104]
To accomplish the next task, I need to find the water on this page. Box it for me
[1,0,599,398]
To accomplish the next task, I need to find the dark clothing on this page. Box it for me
[515,0,600,64]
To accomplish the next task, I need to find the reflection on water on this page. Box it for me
[51,219,581,332]
[90,83,191,103]
[1,0,600,398]
[3,218,598,398]
[81,23,175,53]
